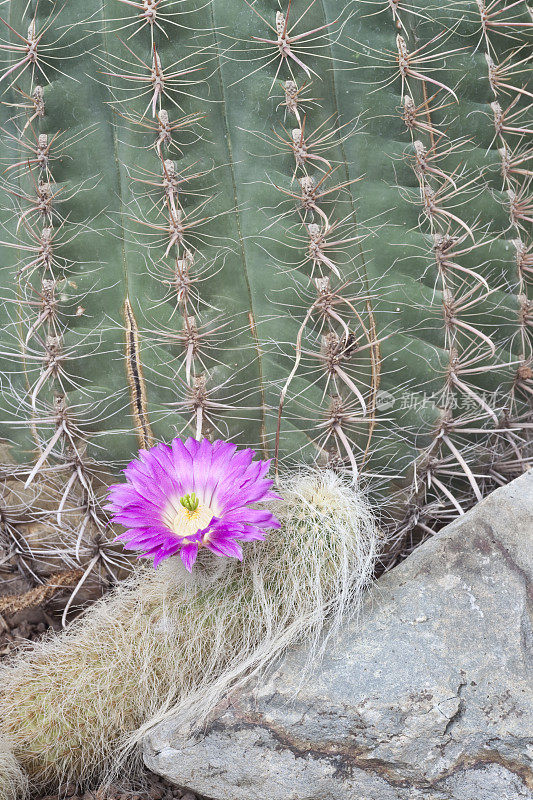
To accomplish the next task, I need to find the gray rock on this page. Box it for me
[144,471,533,800]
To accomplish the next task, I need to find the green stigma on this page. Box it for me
[180,492,200,512]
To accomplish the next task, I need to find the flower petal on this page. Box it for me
[205,536,243,560]
[180,542,199,572]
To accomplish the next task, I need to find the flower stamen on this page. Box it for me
[180,492,199,512]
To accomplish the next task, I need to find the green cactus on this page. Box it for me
[0,0,531,593]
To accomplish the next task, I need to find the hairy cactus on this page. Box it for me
[0,469,380,791]
[0,0,531,595]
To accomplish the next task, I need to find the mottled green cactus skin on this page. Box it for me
[0,0,531,585]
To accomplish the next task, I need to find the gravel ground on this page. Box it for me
[0,613,60,656]
[37,775,200,800]
[0,610,202,800]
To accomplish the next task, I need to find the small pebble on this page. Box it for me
[25,763,202,800]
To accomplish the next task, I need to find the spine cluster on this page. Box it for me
[0,4,127,612]
[477,0,533,483]
[374,2,528,551]
[104,0,251,446]
[243,4,379,477]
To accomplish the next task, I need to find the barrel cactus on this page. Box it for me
[0,0,531,597]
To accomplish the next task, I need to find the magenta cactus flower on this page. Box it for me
[106,437,281,570]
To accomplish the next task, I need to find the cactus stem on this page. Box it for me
[106,0,232,444]
[375,0,506,537]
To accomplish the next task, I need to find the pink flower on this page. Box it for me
[105,437,281,570]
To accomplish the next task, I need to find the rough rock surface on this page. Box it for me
[144,471,533,800]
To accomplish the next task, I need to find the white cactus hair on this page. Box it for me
[0,736,27,800]
[0,469,382,796]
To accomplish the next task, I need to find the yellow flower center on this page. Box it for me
[169,500,214,539]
